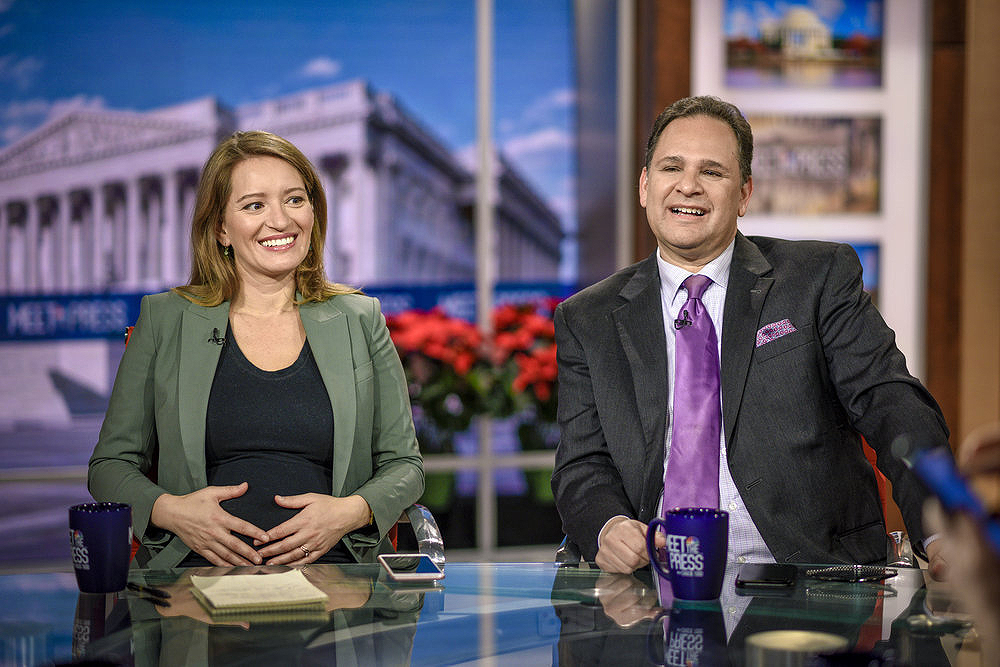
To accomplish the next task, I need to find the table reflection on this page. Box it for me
[552,562,978,666]
[84,564,426,666]
[0,562,984,665]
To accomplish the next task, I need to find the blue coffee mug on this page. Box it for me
[646,602,727,666]
[69,502,132,594]
[73,591,110,659]
[646,507,728,600]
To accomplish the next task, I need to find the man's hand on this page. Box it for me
[922,423,1000,582]
[595,572,661,627]
[960,423,1000,511]
[150,483,269,566]
[925,535,948,581]
[595,517,663,574]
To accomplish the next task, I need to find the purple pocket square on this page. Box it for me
[755,319,797,347]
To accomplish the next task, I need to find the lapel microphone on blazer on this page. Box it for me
[674,309,693,330]
[208,328,226,345]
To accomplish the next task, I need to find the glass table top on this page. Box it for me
[0,561,983,665]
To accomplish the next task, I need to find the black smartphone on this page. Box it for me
[735,563,797,589]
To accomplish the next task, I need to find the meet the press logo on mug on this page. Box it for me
[70,529,90,570]
[667,626,704,667]
[73,620,91,656]
[667,534,704,577]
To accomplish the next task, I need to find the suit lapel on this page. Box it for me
[611,255,668,512]
[178,301,229,487]
[720,234,773,448]
[300,300,357,496]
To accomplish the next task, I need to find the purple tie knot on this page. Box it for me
[683,274,712,300]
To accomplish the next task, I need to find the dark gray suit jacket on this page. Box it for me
[552,233,948,564]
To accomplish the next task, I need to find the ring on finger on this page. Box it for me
[300,545,311,557]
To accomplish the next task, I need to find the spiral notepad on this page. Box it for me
[189,569,329,617]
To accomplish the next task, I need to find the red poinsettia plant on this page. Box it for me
[386,308,492,446]
[386,299,561,451]
[490,300,559,423]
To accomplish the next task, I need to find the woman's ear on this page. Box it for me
[215,219,229,247]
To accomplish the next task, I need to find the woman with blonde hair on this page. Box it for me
[90,131,423,568]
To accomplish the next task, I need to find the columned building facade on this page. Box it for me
[0,80,562,297]
[0,99,227,295]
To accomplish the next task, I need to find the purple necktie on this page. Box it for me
[663,274,721,512]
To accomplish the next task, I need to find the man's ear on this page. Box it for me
[638,167,649,209]
[738,176,753,217]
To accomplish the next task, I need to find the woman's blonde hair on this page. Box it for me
[173,130,358,306]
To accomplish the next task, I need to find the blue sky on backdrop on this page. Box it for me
[0,0,576,231]
[725,0,883,39]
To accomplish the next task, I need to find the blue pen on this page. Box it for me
[910,447,1000,554]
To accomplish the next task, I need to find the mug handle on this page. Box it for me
[644,609,671,666]
[646,517,670,580]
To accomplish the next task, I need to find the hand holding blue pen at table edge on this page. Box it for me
[923,423,1000,664]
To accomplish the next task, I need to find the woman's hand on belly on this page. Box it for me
[256,493,372,565]
[150,482,270,566]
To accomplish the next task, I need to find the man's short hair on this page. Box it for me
[644,96,753,185]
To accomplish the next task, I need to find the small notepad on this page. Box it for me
[189,569,329,617]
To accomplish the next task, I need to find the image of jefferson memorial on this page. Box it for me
[0,79,563,297]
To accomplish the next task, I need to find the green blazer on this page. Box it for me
[89,291,424,569]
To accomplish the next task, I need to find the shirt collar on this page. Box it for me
[656,238,736,300]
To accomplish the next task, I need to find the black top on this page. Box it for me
[181,324,352,565]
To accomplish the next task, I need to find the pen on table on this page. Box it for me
[127,582,171,599]
[135,595,171,608]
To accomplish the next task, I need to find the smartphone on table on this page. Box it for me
[377,554,444,582]
[735,563,798,590]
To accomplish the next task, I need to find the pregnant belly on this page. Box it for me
[207,455,332,539]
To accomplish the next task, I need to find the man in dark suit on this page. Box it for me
[552,95,948,575]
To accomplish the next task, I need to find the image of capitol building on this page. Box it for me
[0,81,568,570]
[0,79,563,297]
[0,80,564,426]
